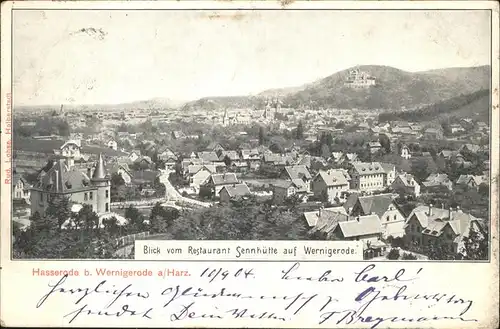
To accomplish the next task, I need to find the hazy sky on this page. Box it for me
[13,10,491,106]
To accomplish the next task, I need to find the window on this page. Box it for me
[105,203,109,212]
[386,216,390,222]
[393,215,397,220]
[84,193,88,201]
[106,190,109,198]
[89,192,93,200]
[417,226,421,233]
[46,194,49,202]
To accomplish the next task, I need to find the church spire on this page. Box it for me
[92,153,107,180]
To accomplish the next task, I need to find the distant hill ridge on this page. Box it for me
[183,65,490,111]
[17,65,490,112]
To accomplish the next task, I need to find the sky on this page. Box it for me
[13,10,491,106]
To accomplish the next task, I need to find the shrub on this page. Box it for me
[402,252,417,260]
[387,248,400,260]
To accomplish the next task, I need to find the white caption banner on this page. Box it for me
[134,241,363,261]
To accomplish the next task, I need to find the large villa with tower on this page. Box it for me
[30,153,111,217]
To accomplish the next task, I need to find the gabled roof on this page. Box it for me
[314,170,349,186]
[304,207,347,227]
[197,151,219,162]
[423,173,451,187]
[219,150,240,161]
[456,174,484,186]
[33,159,95,193]
[188,164,216,175]
[355,193,395,218]
[283,165,312,180]
[394,173,418,187]
[207,173,239,186]
[352,162,385,175]
[336,215,382,238]
[406,205,480,239]
[220,183,251,198]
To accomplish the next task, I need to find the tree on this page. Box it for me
[111,172,126,187]
[387,248,400,260]
[321,144,330,160]
[223,155,232,167]
[125,205,146,233]
[379,134,391,153]
[258,126,265,145]
[45,195,72,230]
[460,225,488,260]
[149,203,180,234]
[296,121,304,140]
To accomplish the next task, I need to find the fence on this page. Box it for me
[115,231,150,248]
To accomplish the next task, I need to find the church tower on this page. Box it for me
[91,153,111,214]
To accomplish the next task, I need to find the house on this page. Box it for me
[449,124,465,134]
[280,165,312,193]
[330,152,344,163]
[157,149,178,168]
[455,175,485,189]
[304,206,347,228]
[380,162,396,186]
[181,158,204,177]
[423,127,444,140]
[12,174,31,204]
[438,150,459,161]
[187,164,217,192]
[307,208,349,238]
[344,193,406,238]
[339,153,358,164]
[476,122,488,131]
[133,156,154,170]
[201,173,239,197]
[206,142,225,153]
[272,179,308,204]
[400,144,411,160]
[404,205,485,254]
[107,140,118,151]
[219,150,240,163]
[219,183,252,203]
[422,173,453,191]
[349,162,386,192]
[104,163,133,185]
[460,144,481,154]
[367,141,382,154]
[197,151,220,164]
[391,173,421,197]
[171,131,186,140]
[311,170,350,203]
[128,151,140,163]
[30,154,111,217]
[331,215,387,259]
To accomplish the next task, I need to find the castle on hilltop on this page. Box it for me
[344,68,376,88]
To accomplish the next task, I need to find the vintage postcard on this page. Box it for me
[1,0,499,327]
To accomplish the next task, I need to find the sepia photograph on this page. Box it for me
[10,8,492,261]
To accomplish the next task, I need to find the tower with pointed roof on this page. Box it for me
[90,153,111,214]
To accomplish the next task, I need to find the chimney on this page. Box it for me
[449,207,453,220]
[457,206,462,213]
[428,204,433,216]
[319,206,324,217]
[441,203,444,209]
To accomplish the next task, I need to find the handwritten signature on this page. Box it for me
[34,263,478,327]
